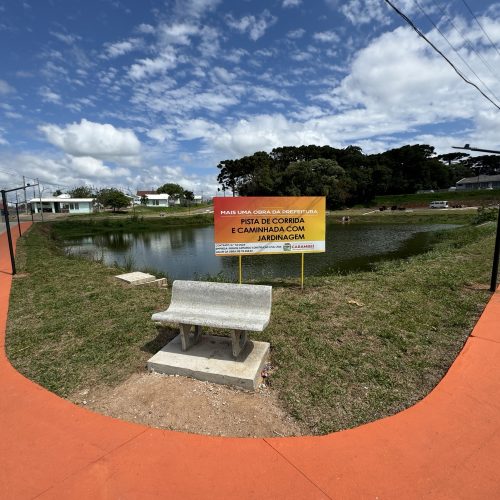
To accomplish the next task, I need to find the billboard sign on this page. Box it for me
[214,196,325,256]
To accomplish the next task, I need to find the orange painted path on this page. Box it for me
[1,224,500,499]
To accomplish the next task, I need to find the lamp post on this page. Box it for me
[453,144,500,292]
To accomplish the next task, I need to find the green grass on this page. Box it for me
[50,213,213,239]
[373,188,500,207]
[6,220,495,434]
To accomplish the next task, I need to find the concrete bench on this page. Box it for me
[151,280,272,358]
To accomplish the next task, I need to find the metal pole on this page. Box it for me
[15,193,21,237]
[238,255,242,284]
[37,179,43,222]
[490,205,500,292]
[22,176,28,214]
[301,253,304,290]
[1,190,16,275]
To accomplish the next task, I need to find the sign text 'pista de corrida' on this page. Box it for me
[214,196,326,256]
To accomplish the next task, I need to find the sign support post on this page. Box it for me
[301,253,304,290]
[239,255,242,284]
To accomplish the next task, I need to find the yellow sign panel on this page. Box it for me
[214,196,326,256]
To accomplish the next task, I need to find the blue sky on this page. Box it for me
[1,0,500,197]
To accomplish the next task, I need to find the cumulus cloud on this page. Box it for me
[283,0,302,7]
[226,10,277,41]
[39,119,141,161]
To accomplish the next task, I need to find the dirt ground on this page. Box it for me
[70,372,305,438]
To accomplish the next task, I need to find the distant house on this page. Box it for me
[143,193,170,207]
[136,190,157,197]
[456,174,500,190]
[193,195,203,204]
[29,195,95,214]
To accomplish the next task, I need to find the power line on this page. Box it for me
[430,0,500,84]
[383,0,500,111]
[460,0,500,60]
[414,0,500,104]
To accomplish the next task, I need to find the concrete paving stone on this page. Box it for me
[115,271,156,285]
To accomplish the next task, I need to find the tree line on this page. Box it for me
[217,144,500,209]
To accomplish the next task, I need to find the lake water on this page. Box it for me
[64,222,459,281]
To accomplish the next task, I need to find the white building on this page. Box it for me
[29,196,95,214]
[456,174,500,190]
[143,193,170,207]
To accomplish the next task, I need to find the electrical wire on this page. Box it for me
[413,0,500,104]
[431,0,500,84]
[383,0,500,111]
[460,0,500,59]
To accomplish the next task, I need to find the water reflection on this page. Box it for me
[65,222,459,281]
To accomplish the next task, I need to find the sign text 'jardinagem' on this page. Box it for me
[214,197,325,256]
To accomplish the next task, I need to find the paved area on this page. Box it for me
[1,223,500,498]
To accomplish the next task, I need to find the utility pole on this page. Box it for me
[453,144,500,292]
[37,178,44,222]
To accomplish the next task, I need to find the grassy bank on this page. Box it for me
[6,221,495,434]
[373,188,500,208]
[50,213,213,239]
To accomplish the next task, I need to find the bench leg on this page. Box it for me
[180,324,202,351]
[231,329,248,358]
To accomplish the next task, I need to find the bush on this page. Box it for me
[472,206,499,225]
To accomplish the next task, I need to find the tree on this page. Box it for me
[157,183,185,199]
[183,190,194,201]
[52,189,62,196]
[140,195,147,206]
[69,185,94,198]
[96,188,130,212]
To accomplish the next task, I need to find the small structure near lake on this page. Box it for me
[29,195,94,214]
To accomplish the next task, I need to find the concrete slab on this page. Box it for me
[147,334,270,390]
[115,271,156,285]
[131,277,168,288]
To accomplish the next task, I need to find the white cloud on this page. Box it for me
[0,79,14,94]
[39,87,62,104]
[50,31,79,44]
[174,0,222,19]
[287,28,305,39]
[137,23,155,34]
[128,49,177,80]
[283,0,301,7]
[69,156,130,178]
[313,31,340,43]
[104,38,142,58]
[39,119,141,161]
[226,10,277,41]
[158,22,199,46]
[212,66,235,83]
[340,0,390,26]
[147,127,174,143]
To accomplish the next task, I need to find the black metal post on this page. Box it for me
[490,205,500,292]
[15,203,21,237]
[1,190,16,275]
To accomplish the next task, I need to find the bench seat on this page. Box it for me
[152,280,272,358]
